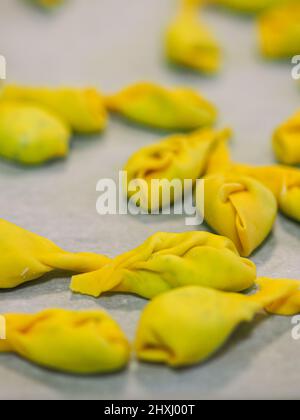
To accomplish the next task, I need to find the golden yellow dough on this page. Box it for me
[0,309,130,374]
[105,82,217,131]
[0,101,70,165]
[71,231,257,299]
[202,174,277,256]
[2,85,107,134]
[0,219,110,289]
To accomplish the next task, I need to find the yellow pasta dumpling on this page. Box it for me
[0,219,110,289]
[258,1,300,59]
[1,85,107,134]
[166,5,221,74]
[0,309,130,374]
[125,127,232,211]
[205,139,300,223]
[0,101,70,165]
[231,164,300,223]
[273,110,300,165]
[105,82,217,131]
[202,174,277,256]
[135,278,298,368]
[71,231,257,299]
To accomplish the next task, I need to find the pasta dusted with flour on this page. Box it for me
[202,174,277,256]
[125,128,231,211]
[0,309,130,374]
[0,219,109,289]
[105,82,217,131]
[135,279,300,368]
[2,85,107,134]
[273,110,300,165]
[0,101,70,165]
[71,231,257,299]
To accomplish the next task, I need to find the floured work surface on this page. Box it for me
[0,0,299,400]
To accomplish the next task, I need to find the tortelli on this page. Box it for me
[273,110,300,165]
[0,101,70,165]
[206,140,300,223]
[135,278,300,368]
[165,1,221,74]
[258,1,300,59]
[0,219,109,289]
[71,231,257,299]
[105,82,217,131]
[231,164,300,223]
[124,127,232,211]
[202,174,277,256]
[0,309,130,374]
[1,85,107,134]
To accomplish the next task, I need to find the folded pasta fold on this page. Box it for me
[231,164,300,223]
[202,174,277,256]
[206,140,300,223]
[165,4,221,74]
[71,231,257,299]
[135,278,300,367]
[1,85,107,134]
[0,309,130,374]
[273,110,300,165]
[105,82,217,131]
[125,127,232,211]
[258,1,300,59]
[0,101,70,165]
[0,219,110,289]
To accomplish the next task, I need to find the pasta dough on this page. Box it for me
[208,0,285,14]
[202,174,277,256]
[231,164,300,223]
[165,2,221,74]
[71,231,257,299]
[206,140,300,223]
[135,279,300,368]
[105,82,217,131]
[0,219,110,289]
[125,127,232,211]
[273,110,300,165]
[1,85,107,134]
[0,309,130,374]
[258,1,300,59]
[0,101,70,165]
[32,0,64,8]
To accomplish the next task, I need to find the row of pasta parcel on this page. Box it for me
[0,219,300,374]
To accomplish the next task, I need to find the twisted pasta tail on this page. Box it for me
[70,264,124,298]
[41,251,110,274]
[251,277,300,315]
